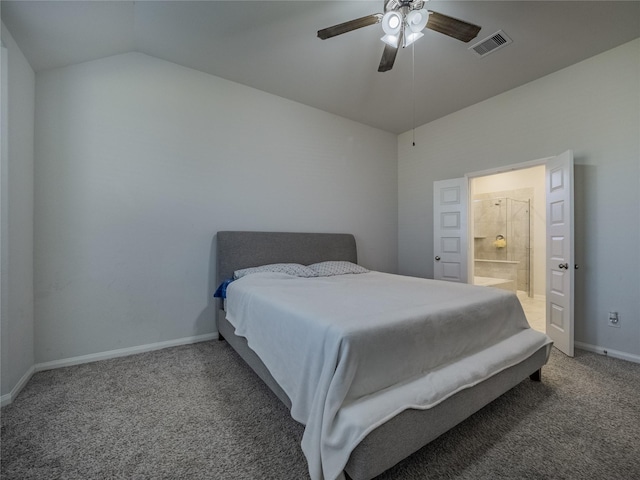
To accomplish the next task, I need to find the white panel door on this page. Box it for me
[546,150,575,356]
[433,178,468,283]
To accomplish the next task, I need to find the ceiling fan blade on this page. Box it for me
[426,10,481,43]
[317,13,382,40]
[378,43,399,72]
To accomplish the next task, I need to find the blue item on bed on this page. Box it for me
[214,278,234,299]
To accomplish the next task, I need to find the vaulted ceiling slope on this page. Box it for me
[2,1,639,134]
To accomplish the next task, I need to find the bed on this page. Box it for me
[215,231,552,480]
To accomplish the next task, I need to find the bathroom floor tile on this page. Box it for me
[517,291,546,333]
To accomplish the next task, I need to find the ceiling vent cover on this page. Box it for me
[469,30,512,57]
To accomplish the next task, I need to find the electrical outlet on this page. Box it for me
[608,311,620,328]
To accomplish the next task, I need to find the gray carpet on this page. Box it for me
[2,341,639,479]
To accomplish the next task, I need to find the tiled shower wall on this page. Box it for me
[473,188,534,293]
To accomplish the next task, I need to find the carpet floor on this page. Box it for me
[2,341,639,479]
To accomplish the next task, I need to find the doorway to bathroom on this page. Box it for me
[470,165,546,333]
[433,150,575,355]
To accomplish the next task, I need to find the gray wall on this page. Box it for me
[0,24,35,398]
[34,52,398,364]
[398,39,640,359]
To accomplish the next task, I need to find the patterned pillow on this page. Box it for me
[307,261,369,276]
[233,263,318,279]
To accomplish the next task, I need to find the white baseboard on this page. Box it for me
[4,335,634,408]
[575,341,640,364]
[36,332,219,372]
[1,332,218,406]
[1,365,36,407]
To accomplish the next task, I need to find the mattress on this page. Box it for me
[225,270,552,480]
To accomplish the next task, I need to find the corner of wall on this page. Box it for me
[0,22,36,401]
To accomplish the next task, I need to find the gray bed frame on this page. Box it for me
[216,231,547,480]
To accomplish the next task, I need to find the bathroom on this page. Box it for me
[471,166,546,331]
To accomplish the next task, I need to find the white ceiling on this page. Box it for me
[2,1,639,134]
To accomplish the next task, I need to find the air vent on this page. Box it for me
[469,30,512,57]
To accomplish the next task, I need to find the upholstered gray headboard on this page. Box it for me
[216,231,357,287]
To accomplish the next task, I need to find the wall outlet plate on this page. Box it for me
[608,311,621,328]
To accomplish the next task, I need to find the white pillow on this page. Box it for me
[307,261,369,277]
[233,263,318,279]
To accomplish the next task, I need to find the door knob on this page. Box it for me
[575,264,579,269]
[435,256,441,261]
[558,263,569,269]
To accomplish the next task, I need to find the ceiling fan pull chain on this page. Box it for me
[412,41,416,147]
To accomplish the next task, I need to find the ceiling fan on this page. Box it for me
[317,0,481,72]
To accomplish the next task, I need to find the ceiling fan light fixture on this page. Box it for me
[381,33,400,48]
[406,9,430,33]
[403,30,424,47]
[382,11,402,35]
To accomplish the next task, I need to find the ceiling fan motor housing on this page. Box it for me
[386,0,425,13]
